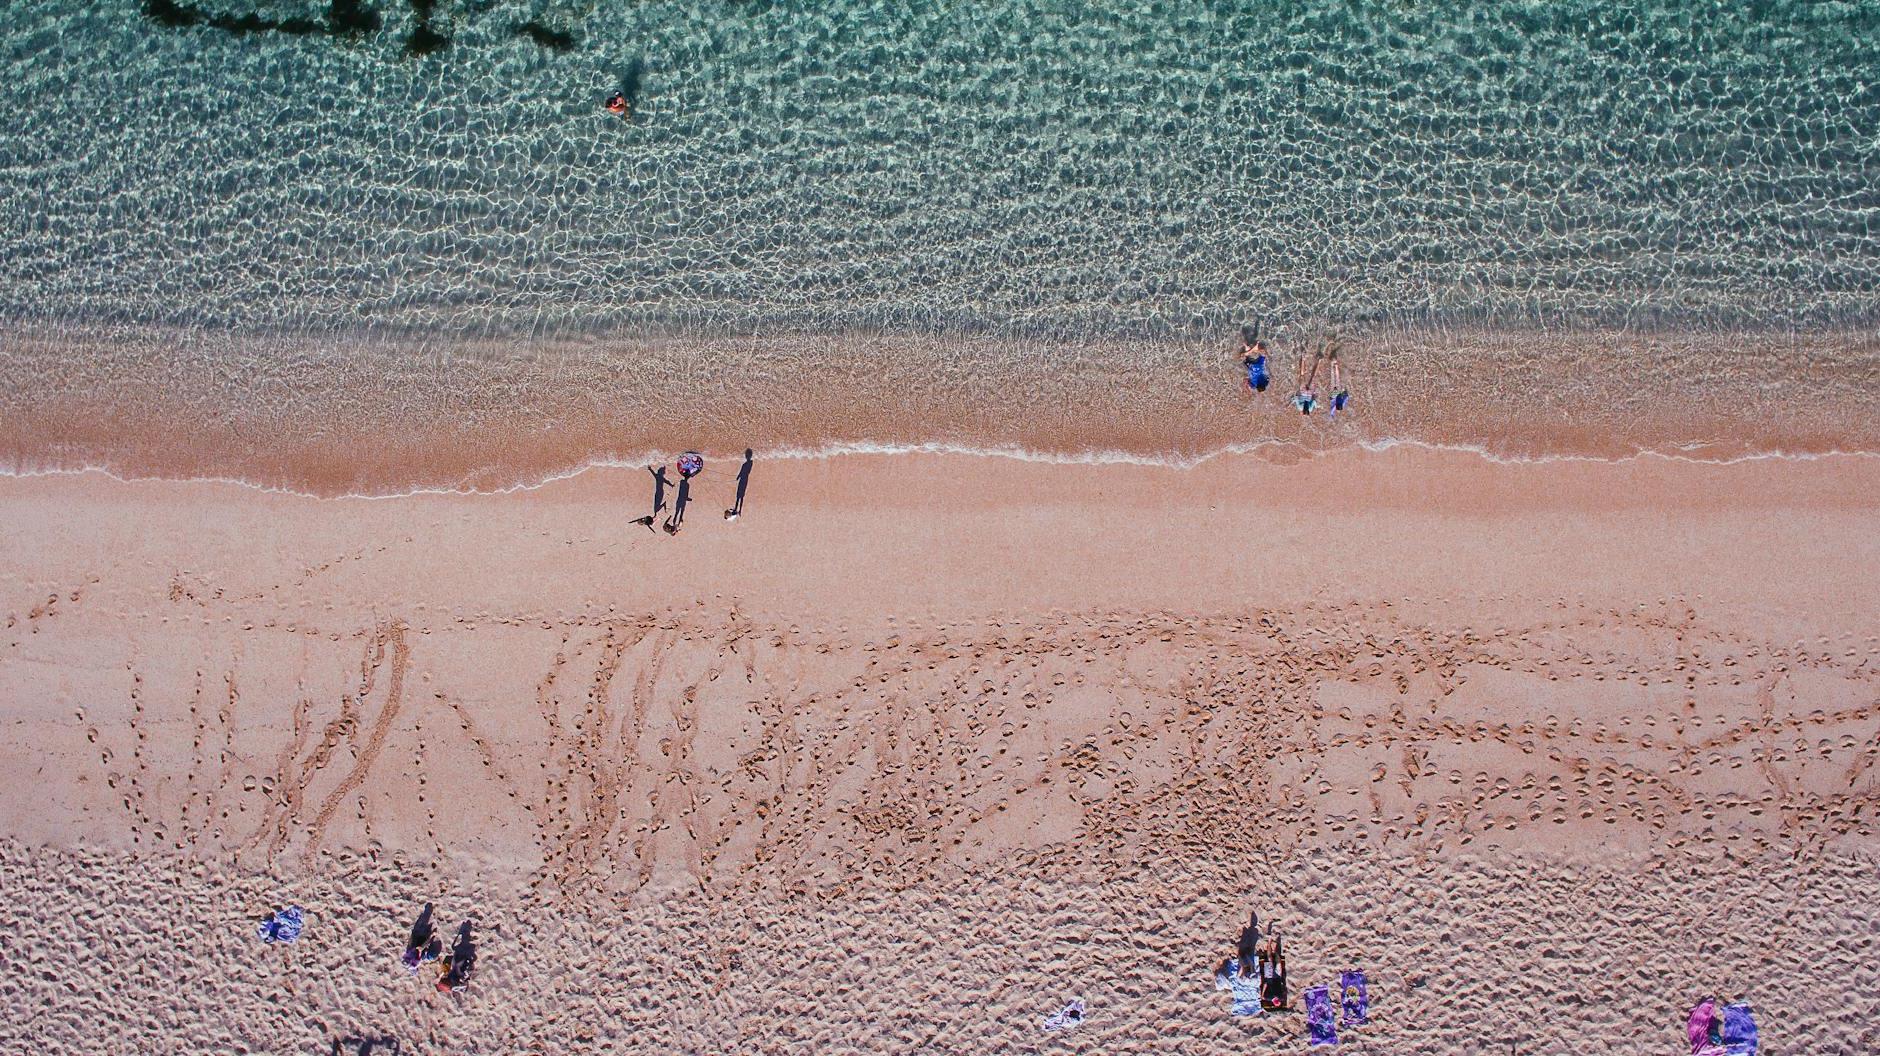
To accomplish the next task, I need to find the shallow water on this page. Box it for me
[2,0,1877,487]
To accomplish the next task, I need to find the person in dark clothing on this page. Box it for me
[663,474,692,535]
[1259,930,1288,1012]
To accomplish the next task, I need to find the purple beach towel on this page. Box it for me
[1338,970,1367,1026]
[1305,985,1338,1045]
[1721,1003,1757,1055]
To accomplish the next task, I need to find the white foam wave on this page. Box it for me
[1,436,1874,501]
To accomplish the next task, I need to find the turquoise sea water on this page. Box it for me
[1,1,1877,486]
[5,0,1875,337]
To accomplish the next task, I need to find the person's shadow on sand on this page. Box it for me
[448,921,477,981]
[725,448,753,520]
[632,466,670,531]
[330,1036,399,1055]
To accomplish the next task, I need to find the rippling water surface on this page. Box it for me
[2,0,1876,487]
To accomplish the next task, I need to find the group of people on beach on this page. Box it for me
[402,903,476,994]
[1213,909,1292,1017]
[632,448,754,535]
[1237,322,1352,417]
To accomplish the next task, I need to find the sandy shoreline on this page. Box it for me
[4,323,1878,494]
[3,447,1877,1052]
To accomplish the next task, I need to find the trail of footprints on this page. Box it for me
[82,597,1880,891]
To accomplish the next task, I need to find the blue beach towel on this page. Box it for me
[1721,1003,1757,1055]
[1305,985,1338,1045]
[256,905,304,944]
[1214,958,1264,1016]
[1339,970,1368,1026]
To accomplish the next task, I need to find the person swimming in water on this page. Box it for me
[1238,323,1270,393]
[605,90,630,117]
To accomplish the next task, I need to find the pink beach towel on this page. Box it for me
[1687,1000,1726,1056]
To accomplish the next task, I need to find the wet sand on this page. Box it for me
[2,447,1877,1052]
[3,323,1877,494]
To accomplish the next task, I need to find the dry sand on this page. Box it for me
[2,447,1877,1054]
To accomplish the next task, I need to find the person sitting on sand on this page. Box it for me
[1239,323,1270,393]
[402,903,440,973]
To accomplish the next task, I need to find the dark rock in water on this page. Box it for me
[143,0,202,28]
[405,0,448,56]
[327,0,381,37]
[406,23,450,56]
[515,19,576,53]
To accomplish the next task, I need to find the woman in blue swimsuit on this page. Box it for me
[1238,323,1270,392]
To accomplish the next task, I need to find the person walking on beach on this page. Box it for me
[631,465,671,531]
[725,448,753,521]
[664,474,693,535]
[1239,323,1271,393]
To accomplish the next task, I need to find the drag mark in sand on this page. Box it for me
[29,597,1880,894]
[301,622,409,863]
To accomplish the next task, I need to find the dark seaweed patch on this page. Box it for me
[142,0,375,39]
[514,19,576,53]
[327,0,381,37]
[404,0,449,55]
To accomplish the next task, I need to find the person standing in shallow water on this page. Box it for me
[1292,345,1321,415]
[1238,323,1271,393]
[1327,344,1352,418]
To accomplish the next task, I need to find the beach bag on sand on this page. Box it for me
[256,906,304,944]
[1305,985,1337,1045]
[1041,998,1084,1031]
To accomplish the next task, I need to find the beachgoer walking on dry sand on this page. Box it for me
[725,448,753,521]
[663,452,702,535]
